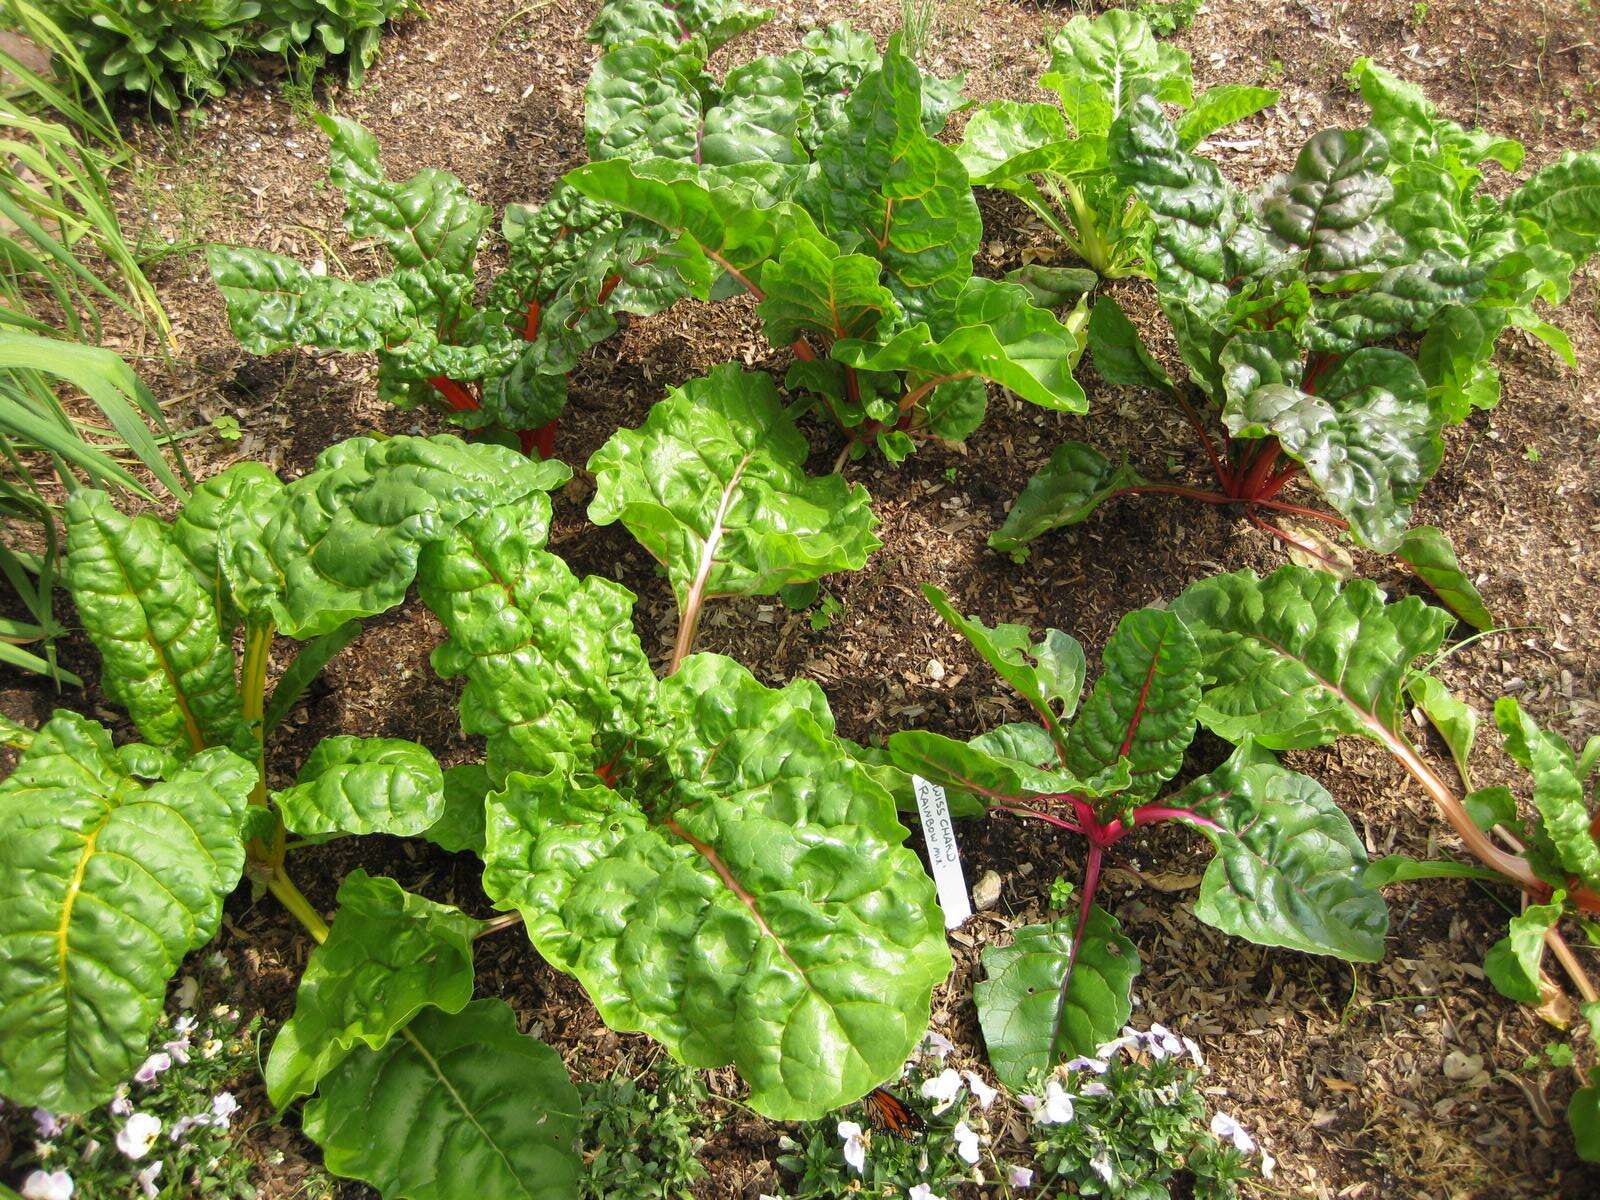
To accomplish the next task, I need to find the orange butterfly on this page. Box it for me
[864,1086,924,1139]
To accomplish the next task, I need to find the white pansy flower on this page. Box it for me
[1063,1055,1109,1074]
[919,1030,955,1061]
[1008,1165,1034,1187]
[1080,1080,1109,1097]
[907,1185,942,1200]
[21,1169,74,1200]
[837,1120,868,1174]
[920,1068,963,1110]
[1181,1035,1204,1067]
[952,1120,980,1164]
[136,1161,163,1198]
[210,1092,239,1128]
[1036,1079,1074,1125]
[133,1052,172,1085]
[116,1113,162,1160]
[961,1070,997,1110]
[1095,1033,1138,1059]
[1210,1112,1256,1153]
[1090,1149,1115,1183]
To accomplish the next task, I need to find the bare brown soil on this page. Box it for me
[5,0,1600,1197]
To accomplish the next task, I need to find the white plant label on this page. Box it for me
[912,774,972,930]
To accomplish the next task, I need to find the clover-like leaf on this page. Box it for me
[273,737,445,840]
[989,441,1147,561]
[1063,608,1201,801]
[1395,525,1493,631]
[834,277,1087,414]
[1221,343,1439,552]
[1172,564,1455,749]
[975,910,1139,1090]
[266,871,481,1107]
[65,489,245,754]
[1166,742,1388,961]
[587,365,881,619]
[923,583,1085,751]
[303,998,582,1200]
[481,653,951,1120]
[0,711,254,1111]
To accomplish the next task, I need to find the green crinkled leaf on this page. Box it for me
[303,998,582,1200]
[65,490,245,754]
[586,365,881,613]
[0,711,254,1111]
[1511,151,1600,258]
[1307,252,1486,354]
[799,48,980,328]
[1064,607,1200,801]
[1221,343,1439,552]
[419,504,660,781]
[1396,525,1493,631]
[587,0,771,54]
[1407,673,1479,789]
[483,653,951,1119]
[989,441,1146,561]
[316,113,490,275]
[1495,698,1600,888]
[1045,8,1192,136]
[1257,127,1393,282]
[887,730,1062,817]
[957,100,1096,186]
[1169,742,1388,960]
[1087,294,1173,390]
[1418,305,1504,423]
[1110,93,1274,316]
[423,763,491,854]
[1483,895,1561,1004]
[975,911,1139,1090]
[1172,564,1455,749]
[234,435,570,640]
[1351,58,1523,173]
[834,277,1087,414]
[265,870,481,1107]
[923,582,1085,750]
[1006,265,1100,308]
[273,737,445,840]
[168,461,285,625]
[756,239,897,344]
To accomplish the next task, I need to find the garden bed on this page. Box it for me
[3,0,1600,1196]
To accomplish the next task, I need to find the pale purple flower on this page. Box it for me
[1090,1149,1115,1183]
[919,1030,955,1061]
[1210,1111,1256,1154]
[920,1068,963,1110]
[1080,1080,1109,1097]
[837,1120,867,1173]
[1064,1055,1110,1074]
[1182,1035,1205,1067]
[171,1014,197,1037]
[1036,1079,1074,1125]
[961,1070,997,1110]
[168,1114,207,1144]
[109,1088,133,1117]
[952,1120,980,1164]
[1095,1033,1139,1059]
[32,1108,62,1138]
[21,1169,74,1200]
[907,1186,943,1200]
[116,1113,162,1160]
[136,1161,163,1198]
[209,1092,239,1128]
[133,1052,172,1084]
[1008,1165,1034,1188]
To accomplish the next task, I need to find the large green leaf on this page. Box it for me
[65,489,244,754]
[1044,8,1192,136]
[834,277,1088,414]
[586,365,881,612]
[316,113,490,275]
[887,729,1080,817]
[799,48,980,328]
[1510,151,1600,258]
[422,763,491,855]
[1256,128,1393,281]
[1172,564,1454,750]
[1395,525,1493,631]
[1494,699,1600,888]
[756,238,897,344]
[273,737,445,840]
[265,870,481,1107]
[1483,895,1561,1004]
[974,911,1139,1090]
[482,653,951,1119]
[922,582,1085,752]
[0,712,253,1111]
[1407,674,1479,788]
[989,441,1146,561]
[1063,608,1200,800]
[233,435,570,639]
[303,998,582,1200]
[1086,295,1173,391]
[1350,57,1523,173]
[1176,85,1278,148]
[587,0,771,54]
[957,100,1096,187]
[1221,342,1439,552]
[1168,743,1388,961]
[168,461,285,625]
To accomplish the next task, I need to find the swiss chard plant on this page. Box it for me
[209,111,689,457]
[992,71,1600,563]
[1170,564,1600,1159]
[887,583,1389,1086]
[568,34,1091,462]
[958,8,1277,284]
[0,431,949,1198]
[586,363,881,668]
